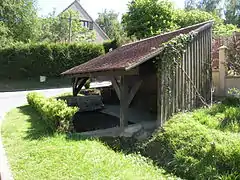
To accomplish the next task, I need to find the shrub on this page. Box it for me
[0,43,104,80]
[103,39,120,53]
[27,92,78,133]
[142,112,240,179]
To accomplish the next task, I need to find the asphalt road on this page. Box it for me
[0,81,112,121]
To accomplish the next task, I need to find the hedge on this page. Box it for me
[0,43,104,79]
[27,92,78,133]
[142,107,240,179]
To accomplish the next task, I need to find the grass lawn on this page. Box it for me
[0,77,70,92]
[1,106,177,180]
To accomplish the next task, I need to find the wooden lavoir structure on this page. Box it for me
[62,21,213,128]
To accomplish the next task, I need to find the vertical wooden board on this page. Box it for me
[196,35,200,107]
[182,53,186,110]
[203,31,206,101]
[160,70,165,125]
[190,41,194,109]
[186,44,191,110]
[157,74,162,126]
[170,64,174,117]
[184,47,188,110]
[194,38,198,108]
[199,32,203,105]
[209,28,213,102]
[164,69,169,122]
[175,60,179,112]
[178,55,183,111]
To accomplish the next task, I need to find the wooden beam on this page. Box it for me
[67,67,139,78]
[120,76,128,128]
[127,79,142,106]
[110,77,120,100]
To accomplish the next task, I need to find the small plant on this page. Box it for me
[84,79,91,89]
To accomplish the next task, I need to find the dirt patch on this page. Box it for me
[73,111,133,133]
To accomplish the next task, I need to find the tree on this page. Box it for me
[197,0,221,13]
[122,0,176,39]
[0,22,14,48]
[174,9,221,28]
[224,0,240,26]
[0,0,40,42]
[39,10,96,43]
[96,9,122,39]
[184,0,198,10]
[184,0,221,14]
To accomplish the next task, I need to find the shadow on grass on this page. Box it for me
[18,105,54,140]
[66,132,143,154]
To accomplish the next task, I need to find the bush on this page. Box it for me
[0,43,104,80]
[143,112,240,179]
[142,101,240,179]
[103,39,120,53]
[27,92,78,133]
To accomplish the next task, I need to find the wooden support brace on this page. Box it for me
[72,77,88,96]
[110,77,120,99]
[127,79,142,106]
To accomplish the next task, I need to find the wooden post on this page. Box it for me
[120,76,128,127]
[219,46,227,96]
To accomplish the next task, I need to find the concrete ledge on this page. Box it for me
[78,123,155,139]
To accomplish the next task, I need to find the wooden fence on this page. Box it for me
[157,25,212,126]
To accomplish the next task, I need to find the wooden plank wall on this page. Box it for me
[157,27,212,126]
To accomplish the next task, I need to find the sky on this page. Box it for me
[37,0,185,20]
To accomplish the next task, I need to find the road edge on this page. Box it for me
[0,114,14,180]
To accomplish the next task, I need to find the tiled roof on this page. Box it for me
[62,21,213,76]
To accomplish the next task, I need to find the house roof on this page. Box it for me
[61,0,109,40]
[62,21,213,76]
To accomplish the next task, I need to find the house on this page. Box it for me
[62,0,109,43]
[62,21,213,130]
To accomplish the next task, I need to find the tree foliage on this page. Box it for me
[224,0,240,26]
[0,22,14,48]
[0,0,40,42]
[39,10,96,43]
[96,9,122,40]
[184,0,221,14]
[122,0,176,39]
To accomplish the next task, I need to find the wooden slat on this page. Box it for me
[175,60,179,112]
[172,62,176,114]
[194,38,198,108]
[190,41,194,108]
[160,72,165,125]
[157,74,162,127]
[187,45,191,110]
[199,32,203,105]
